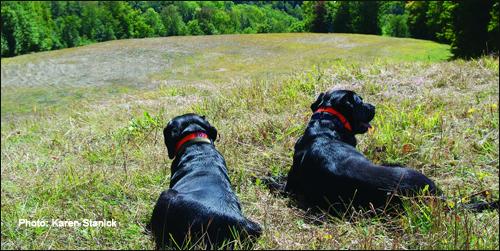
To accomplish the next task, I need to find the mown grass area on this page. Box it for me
[1,34,498,249]
[1,33,450,118]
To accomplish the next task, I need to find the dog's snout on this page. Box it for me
[364,103,375,121]
[363,103,375,113]
[368,103,375,112]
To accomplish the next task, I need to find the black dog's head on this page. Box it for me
[163,113,218,159]
[310,90,375,134]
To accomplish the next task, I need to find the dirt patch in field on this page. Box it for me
[1,45,182,88]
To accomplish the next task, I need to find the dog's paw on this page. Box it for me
[253,173,287,195]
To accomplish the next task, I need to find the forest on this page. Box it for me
[1,1,499,58]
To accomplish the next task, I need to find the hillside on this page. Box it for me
[1,33,449,118]
[1,33,498,249]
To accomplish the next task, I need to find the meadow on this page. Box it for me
[1,33,498,249]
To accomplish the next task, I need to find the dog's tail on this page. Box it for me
[255,173,288,196]
[241,218,262,238]
[217,217,261,249]
[460,200,499,212]
[440,190,499,213]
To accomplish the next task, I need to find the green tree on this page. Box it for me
[65,1,83,16]
[488,1,499,54]
[351,1,380,34]
[451,0,494,58]
[101,1,133,38]
[197,7,217,35]
[175,1,200,23]
[1,33,9,56]
[50,1,65,19]
[94,7,117,41]
[406,1,430,39]
[309,1,329,33]
[15,2,43,53]
[0,1,308,57]
[59,15,81,47]
[128,1,149,12]
[379,1,408,37]
[332,1,352,33]
[131,9,153,38]
[80,2,100,41]
[289,21,305,32]
[34,2,60,50]
[1,2,21,56]
[254,5,299,33]
[231,4,264,33]
[381,14,409,37]
[228,6,242,32]
[212,9,232,34]
[187,20,203,35]
[160,5,187,36]
[142,8,165,36]
[426,2,456,43]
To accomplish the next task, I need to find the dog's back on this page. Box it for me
[286,90,437,215]
[287,134,437,213]
[151,114,261,249]
[151,188,261,249]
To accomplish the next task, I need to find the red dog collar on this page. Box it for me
[175,132,211,155]
[314,107,352,132]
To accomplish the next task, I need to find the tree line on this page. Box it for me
[1,1,498,58]
[305,1,499,58]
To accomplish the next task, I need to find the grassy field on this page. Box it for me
[1,33,498,249]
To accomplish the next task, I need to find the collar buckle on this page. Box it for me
[174,132,211,155]
[314,107,352,132]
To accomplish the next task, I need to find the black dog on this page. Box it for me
[150,114,262,249]
[285,90,438,215]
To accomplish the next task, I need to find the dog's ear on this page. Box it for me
[163,122,177,159]
[343,96,354,109]
[310,92,325,112]
[332,90,354,109]
[199,115,217,142]
[207,125,218,142]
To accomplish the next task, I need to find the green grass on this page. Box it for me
[1,33,498,250]
[1,33,450,118]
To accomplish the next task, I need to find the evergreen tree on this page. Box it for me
[5,0,496,59]
[351,1,380,34]
[197,6,217,35]
[1,2,20,56]
[80,2,100,41]
[332,1,352,33]
[451,0,494,58]
[406,1,429,39]
[60,15,81,47]
[94,7,117,41]
[1,33,9,56]
[310,1,328,33]
[488,1,499,54]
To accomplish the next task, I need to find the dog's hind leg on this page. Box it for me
[461,200,499,212]
[254,173,288,195]
[150,189,179,249]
